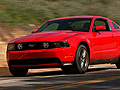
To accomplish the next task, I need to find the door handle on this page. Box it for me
[112,35,115,38]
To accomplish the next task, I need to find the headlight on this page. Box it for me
[54,41,69,48]
[7,44,15,51]
[43,41,70,49]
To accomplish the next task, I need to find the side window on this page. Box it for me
[43,23,59,32]
[112,22,119,29]
[95,20,106,27]
[93,19,110,31]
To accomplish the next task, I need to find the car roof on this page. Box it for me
[48,16,107,21]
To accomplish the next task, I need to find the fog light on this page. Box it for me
[43,42,49,48]
[17,44,23,50]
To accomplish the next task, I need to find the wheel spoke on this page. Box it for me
[81,62,84,68]
[82,49,86,59]
[79,49,88,70]
[83,60,86,69]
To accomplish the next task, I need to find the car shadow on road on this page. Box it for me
[28,67,116,76]
[1,66,117,77]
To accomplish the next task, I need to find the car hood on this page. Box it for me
[10,30,87,43]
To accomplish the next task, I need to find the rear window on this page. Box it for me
[112,22,119,29]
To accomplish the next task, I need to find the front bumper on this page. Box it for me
[7,47,75,68]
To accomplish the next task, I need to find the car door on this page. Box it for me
[110,22,120,58]
[90,19,117,60]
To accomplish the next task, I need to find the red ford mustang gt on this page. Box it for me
[7,16,120,76]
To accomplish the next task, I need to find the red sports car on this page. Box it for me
[7,16,120,76]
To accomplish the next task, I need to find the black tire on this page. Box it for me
[61,66,73,74]
[73,45,90,74]
[116,59,120,69]
[9,67,28,77]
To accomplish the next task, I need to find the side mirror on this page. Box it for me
[31,30,37,34]
[95,26,106,31]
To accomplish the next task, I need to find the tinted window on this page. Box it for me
[36,18,92,32]
[43,23,59,31]
[95,20,106,27]
[112,22,119,29]
[93,19,110,31]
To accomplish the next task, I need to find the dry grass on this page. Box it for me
[0,0,120,28]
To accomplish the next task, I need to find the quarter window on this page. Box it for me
[112,22,119,29]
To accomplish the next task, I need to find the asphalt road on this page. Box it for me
[0,64,120,90]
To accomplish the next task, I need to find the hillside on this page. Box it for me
[0,0,120,42]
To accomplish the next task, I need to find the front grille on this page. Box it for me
[9,58,62,65]
[15,42,55,51]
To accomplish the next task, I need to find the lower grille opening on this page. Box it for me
[9,58,62,65]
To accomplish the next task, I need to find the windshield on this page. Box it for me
[36,18,92,33]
